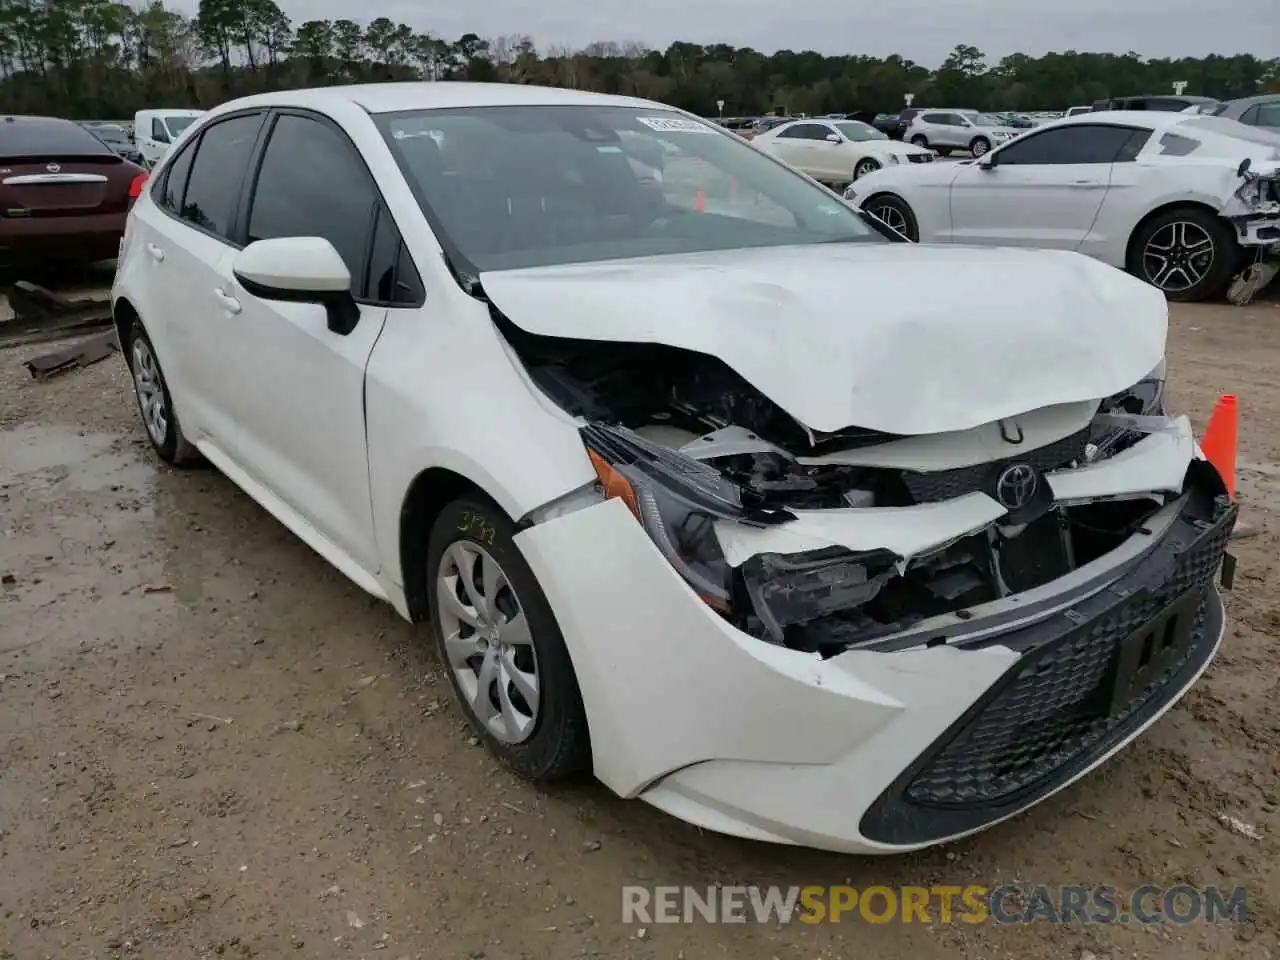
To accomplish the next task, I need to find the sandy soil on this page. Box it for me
[1,290,1278,960]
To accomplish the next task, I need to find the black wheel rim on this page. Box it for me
[1142,220,1214,293]
[855,160,879,179]
[972,140,988,155]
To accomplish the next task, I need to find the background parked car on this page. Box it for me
[1089,95,1220,113]
[752,117,934,185]
[1211,93,1280,130]
[134,108,203,166]
[903,110,1023,156]
[80,121,147,166]
[0,114,146,267]
[874,107,924,140]
[843,111,1280,302]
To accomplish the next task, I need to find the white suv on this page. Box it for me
[903,110,1022,157]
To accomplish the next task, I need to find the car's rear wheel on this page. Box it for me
[863,193,919,241]
[853,158,881,180]
[1127,207,1238,303]
[910,134,929,148]
[125,320,202,466]
[970,136,991,157]
[427,496,591,781]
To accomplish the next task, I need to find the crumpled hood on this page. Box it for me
[480,243,1167,436]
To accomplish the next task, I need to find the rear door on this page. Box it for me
[135,111,267,447]
[946,124,1143,250]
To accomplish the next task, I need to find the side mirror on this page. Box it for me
[978,154,998,170]
[233,237,360,335]
[825,133,841,143]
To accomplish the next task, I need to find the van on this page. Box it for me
[134,109,204,166]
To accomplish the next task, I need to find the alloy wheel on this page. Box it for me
[436,540,540,744]
[1142,221,1215,294]
[869,202,910,237]
[855,159,880,179]
[131,337,168,445]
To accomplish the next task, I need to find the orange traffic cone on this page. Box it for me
[1200,394,1238,501]
[694,189,706,212]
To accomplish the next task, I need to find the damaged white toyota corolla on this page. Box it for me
[113,83,1237,854]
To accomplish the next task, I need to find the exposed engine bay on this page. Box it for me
[499,312,1196,657]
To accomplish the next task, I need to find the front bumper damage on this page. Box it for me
[1223,162,1280,304]
[513,412,1236,853]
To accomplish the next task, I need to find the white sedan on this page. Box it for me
[113,82,1234,855]
[752,117,935,184]
[843,111,1280,302]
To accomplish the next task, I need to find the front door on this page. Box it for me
[945,124,1142,250]
[214,110,390,573]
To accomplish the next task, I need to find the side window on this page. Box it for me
[779,123,825,140]
[994,125,1139,165]
[947,114,969,125]
[156,138,197,213]
[1115,129,1152,161]
[1257,103,1280,127]
[365,204,424,305]
[151,118,168,140]
[180,113,264,240]
[246,113,377,294]
[920,113,948,125]
[1240,105,1261,126]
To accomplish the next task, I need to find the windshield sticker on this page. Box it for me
[596,145,622,153]
[636,116,716,134]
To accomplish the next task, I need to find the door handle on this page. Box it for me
[145,242,165,262]
[213,287,242,314]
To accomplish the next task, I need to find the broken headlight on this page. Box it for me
[581,423,792,611]
[1090,361,1166,461]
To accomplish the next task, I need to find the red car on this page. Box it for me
[1,114,147,267]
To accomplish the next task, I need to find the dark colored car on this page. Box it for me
[82,122,147,166]
[875,108,924,140]
[0,115,146,266]
[1210,94,1280,130]
[1090,95,1220,113]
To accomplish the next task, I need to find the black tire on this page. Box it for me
[853,157,881,180]
[1126,206,1239,303]
[910,134,929,148]
[426,496,591,782]
[123,319,202,467]
[970,136,991,157]
[936,147,953,157]
[863,193,919,242]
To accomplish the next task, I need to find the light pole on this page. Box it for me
[1172,80,1188,95]
[904,92,915,107]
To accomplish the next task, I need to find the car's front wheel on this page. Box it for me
[427,496,591,781]
[125,319,202,466]
[1127,207,1239,303]
[970,136,991,157]
[862,193,919,241]
[910,134,929,148]
[853,158,881,180]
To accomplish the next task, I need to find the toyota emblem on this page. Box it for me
[995,463,1038,510]
[46,162,61,173]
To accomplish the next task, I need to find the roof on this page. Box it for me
[216,82,664,116]
[1219,92,1280,108]
[1057,110,1190,130]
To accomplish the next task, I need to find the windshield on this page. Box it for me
[377,105,884,273]
[835,121,886,141]
[165,116,197,136]
[964,113,1006,127]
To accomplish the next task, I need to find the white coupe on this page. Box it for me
[752,117,935,185]
[113,82,1235,855]
[843,111,1280,302]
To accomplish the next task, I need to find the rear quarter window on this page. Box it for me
[0,119,115,158]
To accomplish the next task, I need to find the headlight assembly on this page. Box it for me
[581,423,793,611]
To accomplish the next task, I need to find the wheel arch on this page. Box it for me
[398,466,500,622]
[112,296,141,366]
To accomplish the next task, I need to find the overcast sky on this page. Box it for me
[169,0,1278,67]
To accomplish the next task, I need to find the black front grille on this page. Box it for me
[905,590,1207,807]
[902,428,1091,504]
[908,154,934,163]
[858,496,1234,847]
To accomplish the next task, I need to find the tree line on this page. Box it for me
[1,0,1277,121]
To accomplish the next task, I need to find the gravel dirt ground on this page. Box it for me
[1,284,1279,960]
